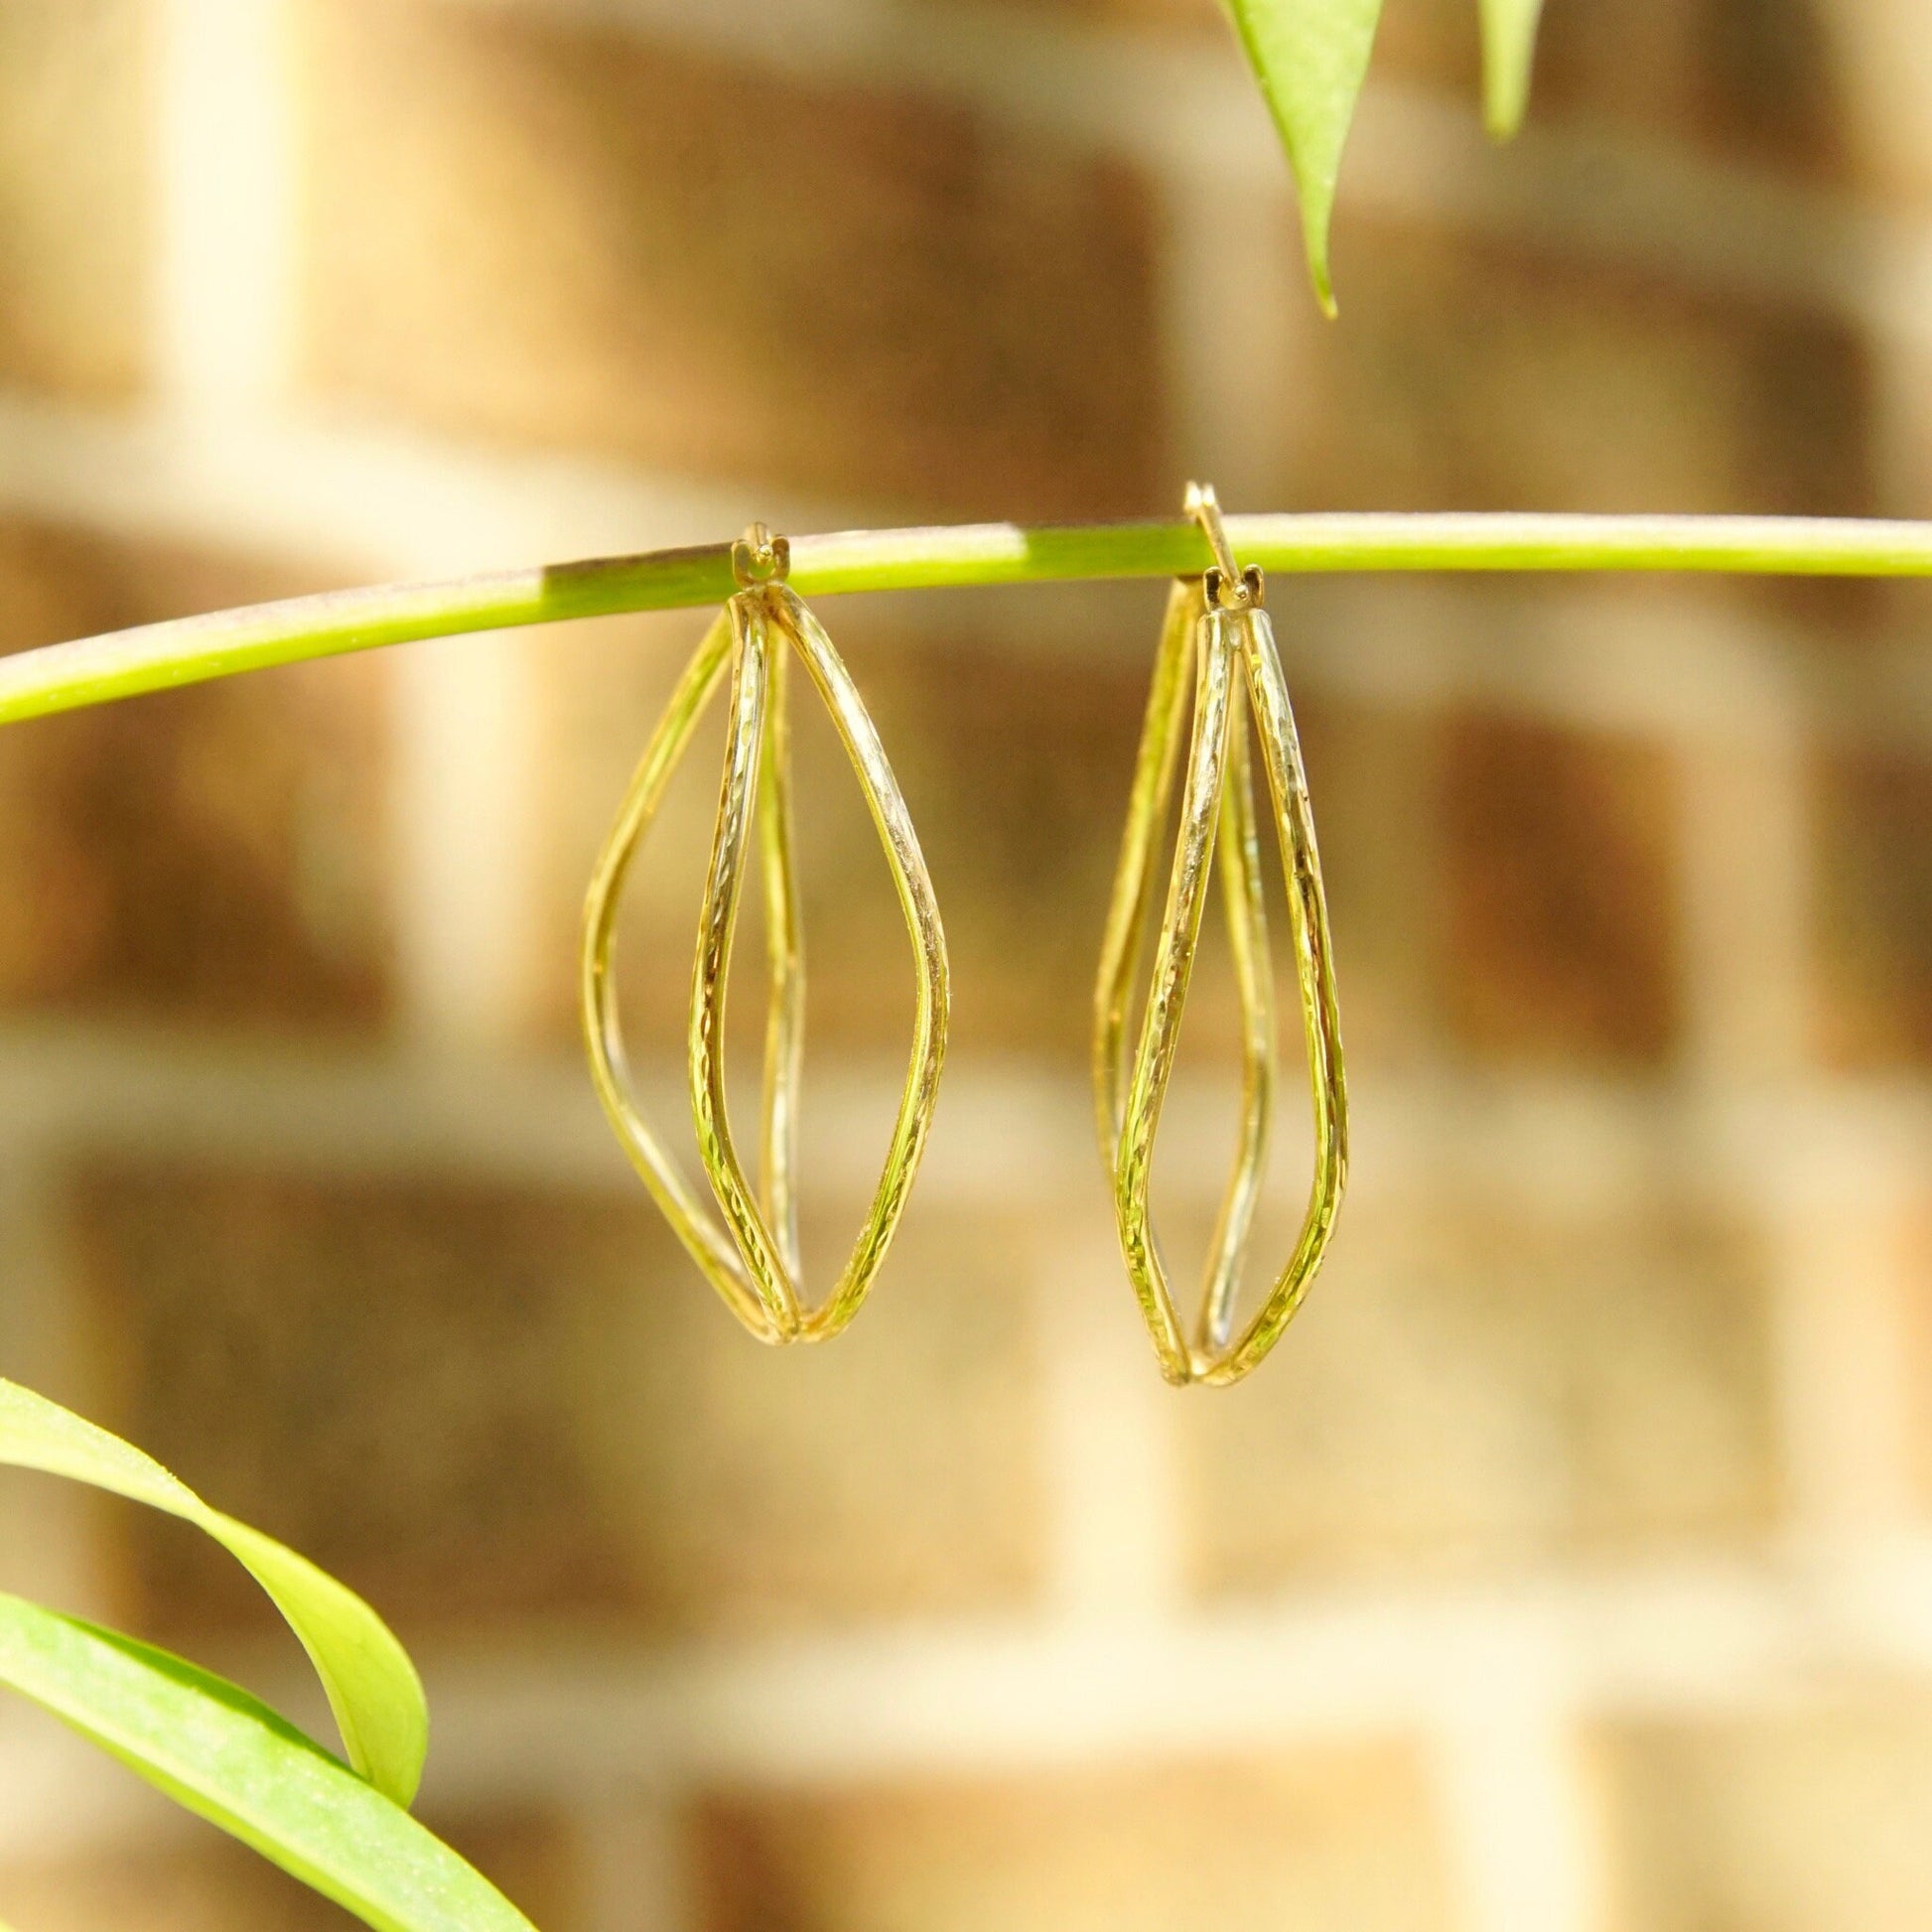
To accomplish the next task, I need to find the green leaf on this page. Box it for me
[1479,0,1545,138]
[0,1596,535,1932]
[0,1380,425,1806]
[1221,0,1384,314]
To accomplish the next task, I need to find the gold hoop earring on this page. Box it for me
[1094,485,1347,1386]
[582,525,950,1344]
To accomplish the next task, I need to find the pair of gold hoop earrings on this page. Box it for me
[580,488,1347,1386]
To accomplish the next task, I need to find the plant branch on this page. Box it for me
[4,510,1932,726]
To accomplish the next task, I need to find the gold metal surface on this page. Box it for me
[1095,487,1348,1385]
[581,532,949,1344]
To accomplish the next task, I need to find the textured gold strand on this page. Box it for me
[1093,579,1276,1373]
[769,585,949,1343]
[1199,600,1347,1386]
[580,611,781,1340]
[757,636,805,1282]
[688,592,806,1338]
[1093,579,1198,1158]
[1112,611,1239,1383]
[1197,709,1276,1356]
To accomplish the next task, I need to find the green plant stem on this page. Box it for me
[4,511,1932,726]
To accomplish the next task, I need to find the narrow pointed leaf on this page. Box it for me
[1221,0,1384,313]
[0,1380,425,1805]
[1479,0,1545,138]
[0,1597,534,1932]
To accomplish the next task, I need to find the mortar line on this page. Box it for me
[155,0,295,413]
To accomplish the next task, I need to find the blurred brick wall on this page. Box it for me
[4,2,1932,1930]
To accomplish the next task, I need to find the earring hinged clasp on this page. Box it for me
[1184,481,1264,612]
[733,522,790,588]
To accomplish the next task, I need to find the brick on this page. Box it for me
[1439,711,1681,1068]
[0,1840,343,1932]
[694,1744,1454,1932]
[1292,224,1876,523]
[1799,2,1932,207]
[996,0,1848,191]
[984,0,1848,186]
[1375,0,1850,177]
[0,0,149,397]
[1293,678,1440,1067]
[68,1161,1044,1643]
[852,625,1170,1065]
[1596,1694,1932,1932]
[0,1808,580,1932]
[298,0,1164,519]
[0,520,388,1028]
[1811,741,1932,1068]
[1367,0,1479,103]
[1912,1219,1932,1517]
[992,0,1223,30]
[1177,1191,1780,1593]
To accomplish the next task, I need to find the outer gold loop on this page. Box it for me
[1096,515,1347,1386]
[581,569,948,1347]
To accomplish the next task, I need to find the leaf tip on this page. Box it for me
[1298,207,1340,318]
[1482,69,1531,141]
[1479,0,1544,144]
[1219,0,1380,317]
[1483,96,1525,143]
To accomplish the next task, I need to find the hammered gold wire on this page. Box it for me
[581,562,949,1346]
[1097,496,1348,1387]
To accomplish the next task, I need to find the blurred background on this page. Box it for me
[3,0,1932,1926]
